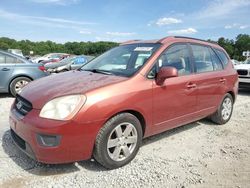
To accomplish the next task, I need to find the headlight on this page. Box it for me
[39,95,86,120]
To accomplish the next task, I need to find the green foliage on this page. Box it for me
[0,34,249,61]
[0,37,118,56]
[215,34,250,61]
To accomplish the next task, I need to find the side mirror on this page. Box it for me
[156,66,178,85]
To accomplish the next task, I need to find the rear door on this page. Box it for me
[0,53,15,91]
[190,44,226,115]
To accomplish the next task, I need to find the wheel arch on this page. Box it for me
[227,90,235,103]
[8,75,33,92]
[108,109,147,137]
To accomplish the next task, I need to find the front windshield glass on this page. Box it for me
[81,43,161,77]
[60,56,75,63]
[244,58,250,64]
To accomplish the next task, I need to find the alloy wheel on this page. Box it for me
[107,122,138,162]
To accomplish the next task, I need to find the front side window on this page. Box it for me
[81,43,161,77]
[156,44,191,76]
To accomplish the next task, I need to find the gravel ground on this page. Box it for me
[0,90,250,188]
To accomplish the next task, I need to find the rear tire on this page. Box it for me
[210,93,234,125]
[93,113,143,169]
[10,77,31,97]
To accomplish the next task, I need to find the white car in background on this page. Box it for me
[7,49,24,57]
[32,53,68,63]
[235,58,250,88]
[231,59,240,67]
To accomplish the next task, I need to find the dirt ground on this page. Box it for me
[0,89,249,188]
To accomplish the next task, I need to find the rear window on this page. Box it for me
[215,49,228,66]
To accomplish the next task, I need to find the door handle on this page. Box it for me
[186,83,197,89]
[219,78,226,83]
[1,68,10,71]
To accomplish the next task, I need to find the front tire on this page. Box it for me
[10,77,31,97]
[93,113,143,169]
[210,93,234,125]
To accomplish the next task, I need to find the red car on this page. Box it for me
[40,54,71,65]
[9,36,238,169]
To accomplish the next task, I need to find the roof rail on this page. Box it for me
[120,40,141,45]
[174,36,218,44]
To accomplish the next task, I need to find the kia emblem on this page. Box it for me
[16,101,22,110]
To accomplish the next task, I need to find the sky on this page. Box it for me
[0,0,250,43]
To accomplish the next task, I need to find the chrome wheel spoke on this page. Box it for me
[122,146,131,157]
[112,146,122,160]
[107,138,118,148]
[15,80,29,93]
[115,126,123,137]
[126,136,137,144]
[123,124,133,137]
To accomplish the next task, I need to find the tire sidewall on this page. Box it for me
[10,77,31,96]
[96,113,142,169]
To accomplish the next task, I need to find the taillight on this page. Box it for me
[39,66,46,72]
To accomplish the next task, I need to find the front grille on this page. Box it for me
[11,129,26,150]
[237,69,248,76]
[14,95,32,116]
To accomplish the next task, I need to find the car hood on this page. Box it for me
[20,70,127,109]
[235,64,250,70]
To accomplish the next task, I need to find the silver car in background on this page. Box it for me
[0,50,48,96]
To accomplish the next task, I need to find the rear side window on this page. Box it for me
[157,44,191,76]
[215,49,228,66]
[6,56,17,64]
[191,45,213,73]
[191,45,223,73]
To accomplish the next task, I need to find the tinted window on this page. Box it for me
[6,55,17,64]
[157,44,191,76]
[0,54,5,64]
[16,58,24,64]
[215,49,228,66]
[81,43,161,77]
[209,48,223,70]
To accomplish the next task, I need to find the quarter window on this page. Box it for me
[215,49,229,66]
[209,48,223,70]
[157,44,191,76]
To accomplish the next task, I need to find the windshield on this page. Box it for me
[244,58,250,64]
[81,43,161,77]
[60,56,76,63]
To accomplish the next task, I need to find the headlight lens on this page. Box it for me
[39,95,86,120]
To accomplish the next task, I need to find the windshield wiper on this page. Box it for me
[82,69,113,75]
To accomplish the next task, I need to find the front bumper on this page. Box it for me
[9,107,104,164]
[239,77,250,84]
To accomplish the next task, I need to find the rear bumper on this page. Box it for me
[9,108,105,164]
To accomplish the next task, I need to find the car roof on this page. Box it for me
[0,50,30,62]
[120,36,223,50]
